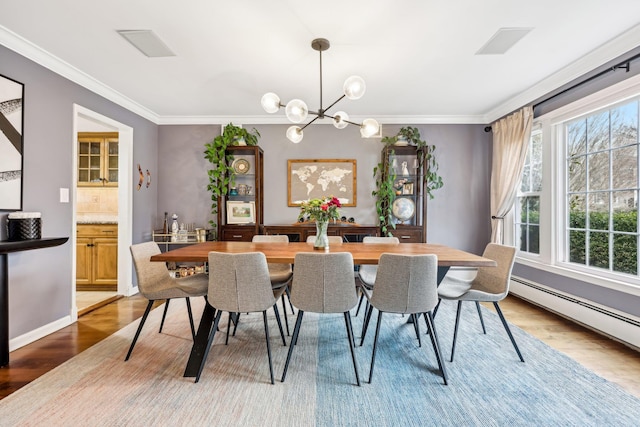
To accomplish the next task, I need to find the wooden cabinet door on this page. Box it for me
[92,237,118,285]
[76,237,93,286]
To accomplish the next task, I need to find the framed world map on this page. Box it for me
[288,159,356,207]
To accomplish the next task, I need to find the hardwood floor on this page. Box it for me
[1,294,639,400]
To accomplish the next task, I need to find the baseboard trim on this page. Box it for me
[9,315,73,352]
[511,276,640,350]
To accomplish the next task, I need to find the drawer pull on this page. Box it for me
[233,235,243,238]
[400,235,412,239]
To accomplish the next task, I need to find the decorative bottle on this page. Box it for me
[162,212,168,241]
[171,213,179,242]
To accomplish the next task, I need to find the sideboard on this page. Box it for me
[262,223,379,242]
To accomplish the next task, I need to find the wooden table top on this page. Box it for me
[150,241,496,267]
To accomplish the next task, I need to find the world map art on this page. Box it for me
[288,159,356,206]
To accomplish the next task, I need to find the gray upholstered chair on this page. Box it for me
[127,241,208,361]
[305,235,344,244]
[356,236,400,317]
[195,251,285,384]
[437,243,523,363]
[252,234,294,335]
[281,252,361,386]
[360,253,448,384]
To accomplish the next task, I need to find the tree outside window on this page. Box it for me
[515,130,542,254]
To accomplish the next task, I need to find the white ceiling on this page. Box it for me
[1,1,640,125]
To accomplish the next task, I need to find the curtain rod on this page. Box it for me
[484,50,640,133]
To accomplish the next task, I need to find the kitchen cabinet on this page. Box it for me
[76,224,118,290]
[78,132,118,186]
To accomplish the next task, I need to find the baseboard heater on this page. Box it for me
[510,276,640,350]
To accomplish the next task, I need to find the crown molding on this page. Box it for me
[485,23,640,123]
[0,25,160,123]
[157,114,488,126]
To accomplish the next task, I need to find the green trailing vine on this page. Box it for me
[204,123,260,233]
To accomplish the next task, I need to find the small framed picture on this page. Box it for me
[227,201,256,224]
[402,182,414,195]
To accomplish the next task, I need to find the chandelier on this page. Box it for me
[260,38,380,143]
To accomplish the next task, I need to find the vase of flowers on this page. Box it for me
[298,196,342,250]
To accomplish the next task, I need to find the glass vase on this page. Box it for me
[314,219,330,250]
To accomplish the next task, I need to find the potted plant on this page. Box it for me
[204,123,260,234]
[374,127,443,236]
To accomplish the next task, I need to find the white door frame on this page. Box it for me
[71,104,134,320]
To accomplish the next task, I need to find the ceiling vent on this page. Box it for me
[476,27,533,55]
[117,30,175,58]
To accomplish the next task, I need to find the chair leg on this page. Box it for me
[412,313,422,347]
[433,298,442,317]
[493,302,525,362]
[285,287,295,313]
[424,311,448,385]
[450,301,463,362]
[159,299,170,333]
[475,301,486,334]
[232,312,240,336]
[355,293,364,316]
[281,310,304,383]
[185,298,196,341]
[195,310,223,383]
[368,310,383,383]
[272,303,286,346]
[360,302,373,346]
[344,311,361,386]
[125,300,154,361]
[225,313,233,345]
[280,293,290,336]
[262,310,274,384]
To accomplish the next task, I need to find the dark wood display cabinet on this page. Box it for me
[381,144,428,243]
[218,146,264,241]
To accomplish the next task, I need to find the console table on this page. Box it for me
[0,237,68,366]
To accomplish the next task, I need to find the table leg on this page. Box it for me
[183,302,216,377]
[1,254,8,366]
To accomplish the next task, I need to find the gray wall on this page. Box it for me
[157,123,492,254]
[0,44,159,339]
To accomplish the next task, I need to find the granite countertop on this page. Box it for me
[76,214,118,224]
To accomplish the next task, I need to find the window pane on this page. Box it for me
[588,231,609,269]
[519,224,528,252]
[528,225,540,254]
[612,191,637,232]
[613,233,637,274]
[611,101,638,148]
[611,146,637,189]
[588,193,609,230]
[520,167,530,193]
[588,152,609,191]
[569,194,586,228]
[531,161,542,192]
[569,230,586,264]
[528,197,539,224]
[568,156,586,192]
[587,111,609,152]
[567,120,586,156]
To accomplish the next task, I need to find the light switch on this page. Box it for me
[60,188,69,203]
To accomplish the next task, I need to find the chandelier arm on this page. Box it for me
[323,113,362,127]
[322,94,346,114]
[299,115,322,132]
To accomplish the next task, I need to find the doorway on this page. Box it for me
[72,105,134,321]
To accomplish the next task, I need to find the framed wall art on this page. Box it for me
[287,159,356,207]
[227,201,256,224]
[0,74,24,211]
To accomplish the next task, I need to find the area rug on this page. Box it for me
[1,297,639,426]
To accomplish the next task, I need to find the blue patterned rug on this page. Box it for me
[0,298,638,426]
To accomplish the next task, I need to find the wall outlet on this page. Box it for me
[60,188,69,203]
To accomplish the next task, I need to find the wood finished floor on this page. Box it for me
[1,294,639,400]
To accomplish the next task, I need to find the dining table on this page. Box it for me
[150,241,496,377]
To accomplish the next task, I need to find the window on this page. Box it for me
[515,130,542,254]
[565,99,639,275]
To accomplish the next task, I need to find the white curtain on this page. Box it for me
[490,106,533,244]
